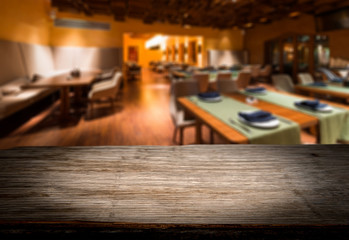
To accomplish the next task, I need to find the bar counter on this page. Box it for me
[0,145,348,238]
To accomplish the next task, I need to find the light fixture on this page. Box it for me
[243,22,253,28]
[145,35,168,49]
[259,17,268,23]
[49,9,56,20]
[289,11,300,18]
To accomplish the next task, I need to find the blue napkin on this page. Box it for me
[330,78,343,83]
[198,92,220,98]
[238,110,276,122]
[308,82,327,87]
[245,87,266,93]
[294,100,327,110]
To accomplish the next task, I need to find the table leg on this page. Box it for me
[74,86,83,104]
[60,87,70,120]
[196,120,202,144]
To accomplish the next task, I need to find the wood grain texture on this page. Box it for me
[0,145,348,225]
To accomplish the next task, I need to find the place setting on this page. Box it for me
[197,91,222,102]
[229,110,280,133]
[197,79,222,103]
[244,86,268,94]
[307,82,328,87]
[294,99,333,113]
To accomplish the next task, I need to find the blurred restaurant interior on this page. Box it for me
[1,0,349,147]
[1,0,349,238]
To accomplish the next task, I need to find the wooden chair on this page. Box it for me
[272,74,295,93]
[192,72,211,92]
[258,65,272,82]
[216,72,232,81]
[298,73,315,85]
[217,78,237,93]
[87,71,122,115]
[235,72,252,89]
[251,65,261,77]
[170,80,198,145]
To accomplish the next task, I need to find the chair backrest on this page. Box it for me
[171,79,199,98]
[259,65,272,77]
[250,65,261,78]
[216,72,232,81]
[218,65,228,70]
[217,79,238,93]
[272,74,294,92]
[89,71,122,99]
[169,79,199,122]
[235,72,251,89]
[192,72,210,93]
[297,73,314,84]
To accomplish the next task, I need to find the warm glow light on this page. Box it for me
[244,22,253,28]
[289,11,301,18]
[259,17,268,23]
[145,35,168,49]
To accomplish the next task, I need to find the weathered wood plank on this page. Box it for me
[0,145,348,225]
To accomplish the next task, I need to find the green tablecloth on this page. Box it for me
[177,70,239,82]
[242,90,349,144]
[301,84,349,95]
[188,95,300,144]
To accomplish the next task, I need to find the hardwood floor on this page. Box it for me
[0,69,315,149]
[0,69,208,149]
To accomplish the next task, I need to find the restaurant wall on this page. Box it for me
[205,30,244,51]
[245,14,349,64]
[0,0,51,45]
[0,0,244,68]
[50,12,244,52]
[123,34,163,68]
[326,29,349,61]
[245,14,316,64]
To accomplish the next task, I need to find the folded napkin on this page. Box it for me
[238,110,276,122]
[294,100,327,110]
[308,82,327,87]
[198,92,220,99]
[330,78,343,83]
[245,87,266,93]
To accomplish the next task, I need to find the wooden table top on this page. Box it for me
[0,145,348,226]
[295,84,349,99]
[178,97,248,144]
[30,71,100,88]
[178,93,318,144]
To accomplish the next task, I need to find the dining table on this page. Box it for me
[240,88,349,144]
[172,70,240,82]
[178,93,319,144]
[29,70,101,120]
[295,83,349,103]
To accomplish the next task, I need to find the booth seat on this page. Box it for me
[0,77,57,120]
[0,39,123,122]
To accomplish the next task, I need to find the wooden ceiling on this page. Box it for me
[51,0,349,29]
